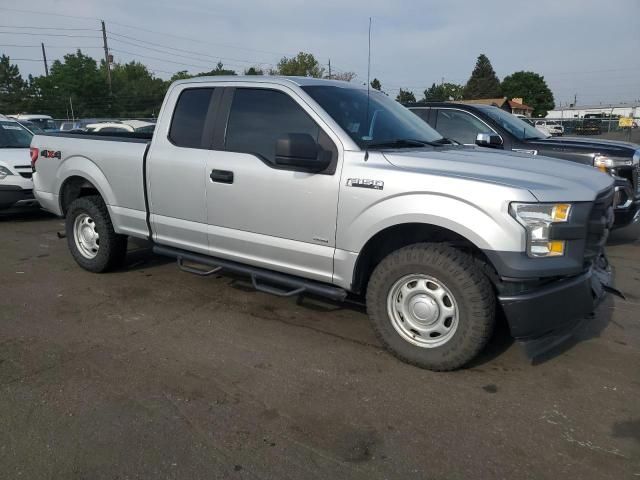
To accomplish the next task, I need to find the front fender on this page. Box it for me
[337,192,527,254]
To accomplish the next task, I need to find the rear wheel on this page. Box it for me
[65,195,127,272]
[366,243,495,371]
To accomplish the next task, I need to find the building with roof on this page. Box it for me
[454,97,534,117]
[545,102,639,119]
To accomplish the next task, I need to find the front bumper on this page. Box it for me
[0,185,38,211]
[498,258,614,357]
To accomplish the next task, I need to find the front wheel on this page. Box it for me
[366,243,495,371]
[65,195,127,272]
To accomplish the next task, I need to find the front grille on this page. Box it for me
[19,172,32,179]
[618,164,639,195]
[584,187,614,263]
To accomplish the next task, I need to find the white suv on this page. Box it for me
[0,115,39,213]
[535,120,564,136]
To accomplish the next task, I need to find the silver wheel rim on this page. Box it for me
[73,213,100,259]
[386,274,459,348]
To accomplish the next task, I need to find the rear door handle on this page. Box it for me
[210,169,234,184]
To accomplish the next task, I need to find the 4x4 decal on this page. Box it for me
[40,150,61,159]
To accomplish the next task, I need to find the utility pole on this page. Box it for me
[41,42,49,76]
[328,59,331,79]
[101,20,112,95]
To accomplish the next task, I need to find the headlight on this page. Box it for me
[0,165,14,180]
[510,203,572,257]
[633,149,639,165]
[594,154,633,172]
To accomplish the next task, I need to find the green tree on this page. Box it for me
[370,78,382,91]
[0,55,27,113]
[395,88,416,103]
[501,71,555,117]
[170,70,193,82]
[277,52,324,77]
[29,50,105,117]
[244,66,263,75]
[462,54,502,99]
[331,71,356,82]
[423,82,463,102]
[109,61,167,117]
[199,61,236,76]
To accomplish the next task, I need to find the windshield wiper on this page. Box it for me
[431,137,458,145]
[366,138,442,149]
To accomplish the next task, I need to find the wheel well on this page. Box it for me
[351,223,496,294]
[60,176,101,215]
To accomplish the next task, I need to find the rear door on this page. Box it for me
[146,86,219,254]
[204,86,342,283]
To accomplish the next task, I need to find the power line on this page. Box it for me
[0,44,103,49]
[0,25,99,31]
[0,6,99,21]
[107,32,278,67]
[109,48,215,70]
[0,31,101,38]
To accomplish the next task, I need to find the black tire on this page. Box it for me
[366,243,495,371]
[65,195,127,273]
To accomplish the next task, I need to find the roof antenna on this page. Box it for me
[364,17,372,162]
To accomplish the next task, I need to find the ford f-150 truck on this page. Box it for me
[32,77,617,370]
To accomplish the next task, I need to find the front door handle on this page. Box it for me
[210,169,234,184]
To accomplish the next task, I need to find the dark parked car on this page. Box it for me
[407,102,640,228]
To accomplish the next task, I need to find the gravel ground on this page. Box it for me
[1,212,639,479]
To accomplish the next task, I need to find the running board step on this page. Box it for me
[153,245,347,302]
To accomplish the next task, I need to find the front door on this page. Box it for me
[205,86,342,283]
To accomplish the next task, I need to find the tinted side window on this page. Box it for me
[411,108,431,124]
[225,89,320,164]
[169,88,214,148]
[435,109,491,144]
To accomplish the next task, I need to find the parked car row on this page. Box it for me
[7,114,157,135]
[0,115,39,213]
[28,76,635,371]
[406,102,640,228]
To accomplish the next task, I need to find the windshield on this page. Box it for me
[301,85,444,148]
[0,121,33,148]
[29,118,57,130]
[478,106,548,140]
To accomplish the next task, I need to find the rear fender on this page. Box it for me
[56,155,117,210]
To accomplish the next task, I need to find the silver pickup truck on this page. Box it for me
[32,76,616,370]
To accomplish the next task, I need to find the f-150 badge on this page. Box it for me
[346,178,384,190]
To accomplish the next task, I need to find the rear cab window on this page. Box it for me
[169,88,215,149]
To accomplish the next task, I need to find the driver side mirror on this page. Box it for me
[475,132,503,148]
[275,133,330,172]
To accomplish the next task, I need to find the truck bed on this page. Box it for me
[31,132,151,239]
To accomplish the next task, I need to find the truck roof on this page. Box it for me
[170,75,367,90]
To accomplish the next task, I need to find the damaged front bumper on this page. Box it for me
[498,256,622,359]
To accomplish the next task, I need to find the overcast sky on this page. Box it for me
[1,0,639,106]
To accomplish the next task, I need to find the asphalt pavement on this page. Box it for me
[1,212,639,479]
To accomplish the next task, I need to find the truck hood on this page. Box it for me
[382,146,613,202]
[529,136,639,157]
